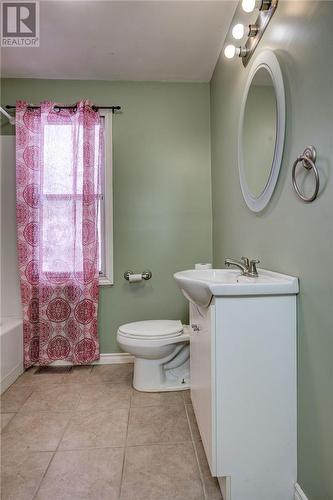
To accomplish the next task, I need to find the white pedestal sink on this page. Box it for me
[174,268,299,500]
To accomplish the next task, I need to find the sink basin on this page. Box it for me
[174,268,299,307]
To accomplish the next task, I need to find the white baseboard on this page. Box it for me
[46,352,134,367]
[0,361,24,395]
[217,477,231,500]
[295,483,309,500]
[95,353,134,365]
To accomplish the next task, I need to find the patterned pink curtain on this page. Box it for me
[16,100,102,367]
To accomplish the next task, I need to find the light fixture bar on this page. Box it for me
[260,0,273,11]
[241,0,272,13]
[248,24,259,37]
[242,0,278,66]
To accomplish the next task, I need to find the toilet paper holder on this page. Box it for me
[124,270,152,281]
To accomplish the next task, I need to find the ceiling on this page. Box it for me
[1,0,236,82]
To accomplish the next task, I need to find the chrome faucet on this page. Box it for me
[224,257,260,278]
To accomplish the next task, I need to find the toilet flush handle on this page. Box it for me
[191,324,200,332]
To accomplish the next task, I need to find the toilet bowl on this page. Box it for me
[117,320,190,392]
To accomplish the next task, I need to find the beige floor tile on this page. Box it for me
[64,366,93,384]
[1,411,72,452]
[120,442,204,500]
[194,439,223,499]
[1,449,53,500]
[1,365,217,500]
[182,389,192,404]
[1,413,15,431]
[59,408,129,450]
[11,367,36,385]
[35,366,72,374]
[35,448,124,500]
[131,389,184,408]
[90,364,133,385]
[1,385,33,412]
[14,367,67,387]
[20,384,82,412]
[77,383,132,411]
[127,404,191,446]
[193,439,212,477]
[185,404,201,441]
[204,479,224,500]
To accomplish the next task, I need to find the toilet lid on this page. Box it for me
[118,320,183,340]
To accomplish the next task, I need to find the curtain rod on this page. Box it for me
[5,105,121,114]
[0,106,15,124]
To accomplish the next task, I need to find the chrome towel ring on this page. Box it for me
[292,145,319,203]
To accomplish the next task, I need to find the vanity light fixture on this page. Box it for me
[224,0,278,66]
[224,44,248,59]
[232,23,245,40]
[241,0,272,13]
[232,23,258,40]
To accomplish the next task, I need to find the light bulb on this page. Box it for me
[232,23,245,40]
[242,0,256,13]
[224,44,236,59]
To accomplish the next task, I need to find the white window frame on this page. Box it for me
[99,111,114,286]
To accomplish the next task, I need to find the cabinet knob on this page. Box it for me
[191,324,200,332]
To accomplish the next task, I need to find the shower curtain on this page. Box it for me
[16,100,102,367]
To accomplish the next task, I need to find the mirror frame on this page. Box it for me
[238,50,285,212]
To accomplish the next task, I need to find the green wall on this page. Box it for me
[1,79,212,353]
[210,2,333,499]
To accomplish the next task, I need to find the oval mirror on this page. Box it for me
[238,50,285,212]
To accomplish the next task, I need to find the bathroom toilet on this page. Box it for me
[117,320,190,392]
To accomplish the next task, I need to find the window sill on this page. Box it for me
[99,276,114,287]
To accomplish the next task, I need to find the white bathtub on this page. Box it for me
[0,317,23,394]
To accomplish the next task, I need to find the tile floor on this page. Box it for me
[1,364,222,500]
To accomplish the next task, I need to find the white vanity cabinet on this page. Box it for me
[189,302,216,471]
[189,294,297,500]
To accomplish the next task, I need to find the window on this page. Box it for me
[41,110,113,286]
[98,112,113,285]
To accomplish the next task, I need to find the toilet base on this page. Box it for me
[133,353,190,392]
[133,379,190,393]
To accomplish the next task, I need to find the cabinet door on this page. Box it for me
[189,302,216,474]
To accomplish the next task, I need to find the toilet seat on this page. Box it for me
[118,320,183,340]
